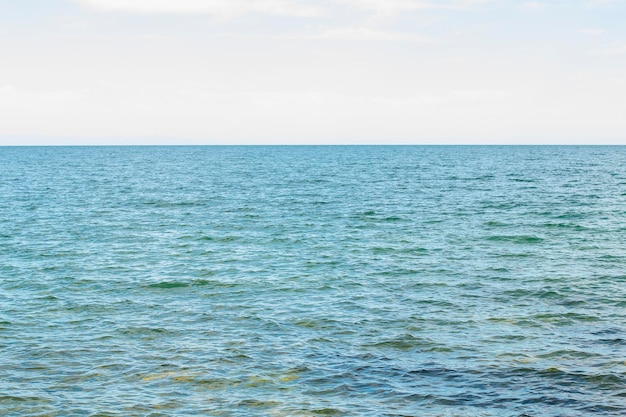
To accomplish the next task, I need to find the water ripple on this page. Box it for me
[1,146,625,416]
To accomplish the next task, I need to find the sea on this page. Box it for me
[0,145,624,417]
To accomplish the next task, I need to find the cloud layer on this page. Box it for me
[0,0,624,144]
[75,0,495,17]
[75,0,321,17]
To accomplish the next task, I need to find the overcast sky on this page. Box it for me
[1,0,625,144]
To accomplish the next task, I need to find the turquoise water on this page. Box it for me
[0,146,625,417]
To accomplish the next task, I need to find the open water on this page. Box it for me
[0,146,625,417]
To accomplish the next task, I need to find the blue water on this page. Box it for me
[0,146,625,417]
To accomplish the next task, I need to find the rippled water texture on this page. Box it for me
[1,146,625,416]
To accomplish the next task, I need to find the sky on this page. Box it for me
[0,0,625,145]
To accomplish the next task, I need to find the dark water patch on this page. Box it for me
[520,395,585,407]
[598,338,625,345]
[36,295,59,301]
[140,200,207,208]
[501,366,626,391]
[119,326,176,336]
[198,235,238,243]
[371,269,425,279]
[592,327,622,336]
[558,298,587,307]
[488,334,527,342]
[195,268,218,277]
[536,350,600,359]
[508,177,537,183]
[582,373,626,389]
[599,254,626,261]
[147,281,190,289]
[486,235,544,244]
[352,211,407,223]
[381,216,405,222]
[399,247,428,254]
[484,220,508,227]
[487,317,543,328]
[311,408,344,415]
[414,299,457,308]
[190,278,230,287]
[501,288,563,299]
[555,212,587,220]
[365,334,435,351]
[370,246,397,254]
[146,278,241,291]
[579,404,626,414]
[404,367,469,382]
[292,318,339,330]
[541,222,588,231]
[531,312,601,324]
[0,395,46,403]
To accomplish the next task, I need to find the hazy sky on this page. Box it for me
[1,0,625,144]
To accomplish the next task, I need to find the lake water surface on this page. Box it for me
[1,146,625,416]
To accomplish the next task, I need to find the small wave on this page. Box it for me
[495,252,535,258]
[198,235,238,242]
[501,289,563,299]
[119,326,176,336]
[507,176,536,182]
[536,350,599,359]
[292,318,337,330]
[555,212,586,219]
[598,338,625,345]
[310,408,344,415]
[365,334,434,351]
[140,200,206,208]
[0,395,46,403]
[541,222,588,231]
[238,399,280,407]
[382,216,405,222]
[484,220,508,227]
[147,278,238,289]
[196,269,218,277]
[148,281,190,289]
[532,312,600,324]
[486,235,544,244]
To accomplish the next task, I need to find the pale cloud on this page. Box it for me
[0,85,89,109]
[0,85,93,138]
[611,77,626,87]
[309,27,434,42]
[2,0,626,144]
[452,89,510,100]
[74,0,321,17]
[74,0,496,17]
[521,1,548,10]
[586,0,618,5]
[593,44,626,55]
[335,0,441,12]
[338,0,495,10]
[580,28,606,36]
[0,80,518,142]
